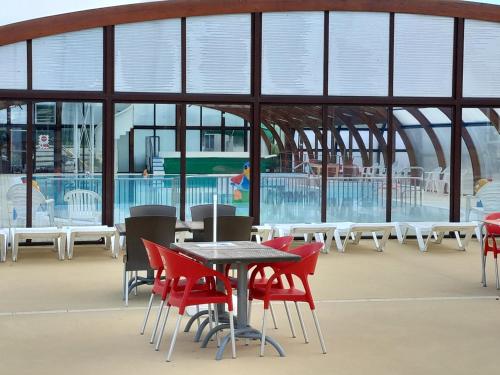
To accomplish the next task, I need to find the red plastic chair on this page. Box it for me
[484,213,500,288]
[141,239,209,346]
[139,239,165,337]
[249,242,327,356]
[155,244,236,362]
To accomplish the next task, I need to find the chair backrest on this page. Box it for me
[124,216,176,271]
[286,242,323,276]
[477,182,500,214]
[202,216,253,242]
[485,212,500,235]
[130,205,176,217]
[141,238,164,270]
[6,184,48,222]
[262,236,294,252]
[64,189,101,220]
[190,204,236,221]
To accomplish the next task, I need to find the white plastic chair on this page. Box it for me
[64,189,101,225]
[465,181,500,221]
[6,184,54,227]
[424,167,442,193]
[437,167,450,194]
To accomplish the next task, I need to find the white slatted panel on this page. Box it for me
[262,12,324,95]
[464,20,500,97]
[329,12,389,96]
[187,14,251,94]
[115,19,181,93]
[32,28,103,91]
[0,42,27,89]
[394,14,454,97]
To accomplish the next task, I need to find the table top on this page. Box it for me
[170,241,301,265]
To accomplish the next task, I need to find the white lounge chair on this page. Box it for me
[333,222,394,252]
[272,223,337,253]
[64,189,101,225]
[465,181,500,221]
[6,184,54,227]
[66,226,119,259]
[424,167,442,193]
[395,222,477,252]
[0,228,8,262]
[10,227,66,261]
[252,225,274,243]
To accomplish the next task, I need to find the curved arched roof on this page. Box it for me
[1,0,500,46]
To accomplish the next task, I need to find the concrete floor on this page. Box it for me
[1,238,499,375]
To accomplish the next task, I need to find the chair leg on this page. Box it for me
[260,309,267,357]
[495,256,499,290]
[166,313,184,362]
[140,293,155,335]
[207,304,214,334]
[311,309,327,354]
[228,310,236,359]
[124,270,129,306]
[269,303,278,329]
[283,301,296,338]
[150,300,165,344]
[155,305,171,351]
[134,271,138,296]
[246,300,253,346]
[213,304,221,347]
[295,302,309,343]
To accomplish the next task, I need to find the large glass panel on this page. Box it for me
[114,103,180,223]
[391,107,451,222]
[0,42,27,90]
[32,102,103,226]
[32,28,103,91]
[326,106,388,222]
[260,105,322,224]
[329,12,389,96]
[0,102,27,227]
[463,20,500,97]
[461,108,500,221]
[187,14,251,94]
[115,19,181,93]
[394,14,454,97]
[185,104,251,219]
[262,12,324,95]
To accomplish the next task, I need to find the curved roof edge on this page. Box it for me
[1,0,500,46]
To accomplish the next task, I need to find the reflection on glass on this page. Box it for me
[114,103,180,223]
[0,101,27,227]
[32,102,103,226]
[461,108,500,221]
[260,105,322,224]
[326,106,388,222]
[185,104,250,219]
[391,107,451,222]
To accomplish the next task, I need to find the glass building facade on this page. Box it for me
[1,1,500,227]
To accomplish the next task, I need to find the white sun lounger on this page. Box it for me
[0,228,8,262]
[395,222,477,252]
[252,225,274,243]
[333,222,395,252]
[11,227,66,261]
[272,223,337,253]
[66,226,119,259]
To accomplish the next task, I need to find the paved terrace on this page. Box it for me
[1,239,499,375]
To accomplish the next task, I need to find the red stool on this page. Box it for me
[155,244,236,362]
[484,213,500,289]
[249,242,327,356]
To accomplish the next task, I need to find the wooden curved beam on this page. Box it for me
[441,108,482,180]
[325,113,347,159]
[2,0,500,46]
[405,108,447,169]
[479,108,500,129]
[335,113,370,166]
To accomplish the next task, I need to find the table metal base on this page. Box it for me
[213,327,286,361]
